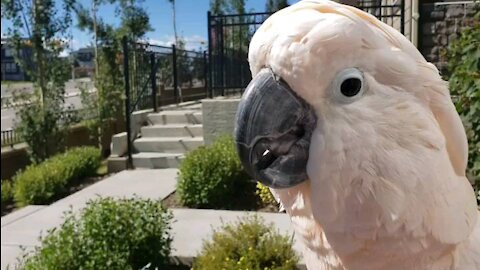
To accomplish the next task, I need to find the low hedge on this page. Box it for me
[193,215,299,270]
[177,135,250,208]
[13,147,101,206]
[1,181,13,209]
[17,197,173,270]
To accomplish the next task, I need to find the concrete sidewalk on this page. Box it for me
[1,169,305,269]
[1,169,178,270]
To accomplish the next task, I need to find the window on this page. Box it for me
[4,48,13,57]
[5,62,18,73]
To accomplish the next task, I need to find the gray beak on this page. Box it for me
[235,69,317,189]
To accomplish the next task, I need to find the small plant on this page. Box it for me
[256,182,277,206]
[193,215,299,270]
[177,135,250,208]
[17,196,173,270]
[13,147,101,206]
[1,181,13,209]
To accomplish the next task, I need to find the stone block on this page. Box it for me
[430,11,444,19]
[131,109,153,140]
[202,98,240,145]
[107,156,128,173]
[435,21,447,34]
[422,22,436,35]
[110,132,127,157]
[446,5,464,18]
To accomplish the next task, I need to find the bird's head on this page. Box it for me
[235,0,474,237]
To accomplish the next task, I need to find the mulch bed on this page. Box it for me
[162,190,279,213]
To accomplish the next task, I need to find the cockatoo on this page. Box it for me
[234,1,480,269]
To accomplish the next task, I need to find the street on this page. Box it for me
[1,79,94,130]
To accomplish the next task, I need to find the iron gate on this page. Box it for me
[207,11,271,97]
[207,1,406,96]
[122,38,207,167]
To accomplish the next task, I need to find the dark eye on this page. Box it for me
[333,68,365,103]
[340,78,362,97]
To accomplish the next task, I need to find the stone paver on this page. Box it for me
[1,169,307,269]
[1,206,46,228]
[1,169,178,270]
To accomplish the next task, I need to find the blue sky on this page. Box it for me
[1,0,299,52]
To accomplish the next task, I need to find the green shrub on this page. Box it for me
[193,215,299,270]
[13,147,101,206]
[445,16,480,203]
[177,135,250,208]
[17,196,173,270]
[1,181,13,209]
[256,182,277,206]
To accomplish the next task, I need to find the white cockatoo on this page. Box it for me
[234,1,480,269]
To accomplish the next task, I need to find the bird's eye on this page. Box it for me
[332,68,365,103]
[340,78,362,97]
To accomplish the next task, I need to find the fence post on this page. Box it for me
[203,50,208,98]
[400,0,405,35]
[219,17,225,96]
[150,53,158,112]
[122,36,133,169]
[172,44,178,104]
[207,11,213,98]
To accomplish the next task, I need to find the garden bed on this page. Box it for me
[1,158,110,217]
[162,189,279,213]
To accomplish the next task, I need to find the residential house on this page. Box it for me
[71,47,95,78]
[1,38,32,81]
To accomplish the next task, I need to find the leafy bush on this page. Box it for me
[1,181,13,209]
[445,17,480,202]
[13,147,101,206]
[17,197,173,270]
[193,215,299,270]
[256,182,277,206]
[177,135,250,208]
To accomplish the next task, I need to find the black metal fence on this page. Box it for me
[122,38,208,167]
[357,0,405,34]
[207,12,271,97]
[207,2,406,96]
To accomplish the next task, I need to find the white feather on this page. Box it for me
[249,0,480,269]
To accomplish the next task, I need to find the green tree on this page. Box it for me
[210,0,246,15]
[1,0,76,163]
[266,0,289,12]
[74,0,152,153]
[209,0,249,55]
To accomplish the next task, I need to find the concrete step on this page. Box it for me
[160,100,202,111]
[132,152,184,169]
[141,124,203,138]
[148,111,202,125]
[133,137,204,153]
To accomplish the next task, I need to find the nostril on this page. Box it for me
[255,148,278,171]
[293,125,305,138]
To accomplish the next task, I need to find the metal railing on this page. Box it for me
[357,0,405,34]
[207,11,271,97]
[122,37,208,167]
[1,129,22,147]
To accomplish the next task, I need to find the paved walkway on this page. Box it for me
[1,169,305,269]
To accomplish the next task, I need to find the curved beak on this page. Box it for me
[234,69,317,189]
